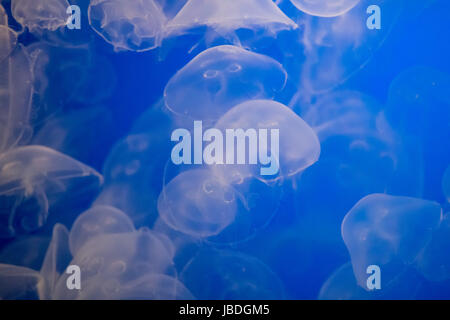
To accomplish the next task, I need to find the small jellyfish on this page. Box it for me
[157,169,238,238]
[11,0,70,32]
[289,0,361,18]
[164,45,287,122]
[0,146,103,237]
[0,264,43,299]
[181,248,285,299]
[443,166,450,202]
[213,99,320,182]
[341,194,442,289]
[165,0,297,39]
[88,0,167,52]
[69,205,135,256]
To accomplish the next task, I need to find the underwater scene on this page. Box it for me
[0,0,449,300]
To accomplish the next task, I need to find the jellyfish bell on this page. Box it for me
[88,0,167,52]
[165,0,297,41]
[341,193,442,289]
[164,45,288,123]
[289,0,361,18]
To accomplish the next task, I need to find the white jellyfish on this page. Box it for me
[11,0,70,32]
[69,205,135,257]
[181,248,285,299]
[289,0,361,18]
[164,45,287,122]
[341,193,442,289]
[443,166,450,202]
[88,0,167,52]
[165,0,297,40]
[0,146,103,237]
[157,169,238,238]
[0,264,43,299]
[213,99,320,182]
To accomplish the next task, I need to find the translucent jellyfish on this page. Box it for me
[289,0,361,18]
[11,0,70,32]
[0,264,43,299]
[181,248,285,299]
[342,194,442,289]
[443,166,450,202]
[88,0,167,52]
[53,228,176,299]
[0,44,33,153]
[0,26,17,63]
[213,99,320,182]
[164,45,288,122]
[165,0,297,39]
[69,205,135,256]
[38,224,71,300]
[157,169,238,238]
[0,146,103,237]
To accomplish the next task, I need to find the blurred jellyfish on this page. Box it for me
[0,264,43,299]
[0,26,18,62]
[443,166,450,202]
[88,0,167,52]
[213,99,320,182]
[0,4,7,25]
[38,224,71,300]
[0,146,103,237]
[11,0,70,32]
[0,44,33,153]
[53,228,176,299]
[289,0,360,18]
[164,45,287,122]
[342,194,442,289]
[157,169,238,238]
[165,0,297,41]
[181,248,285,299]
[69,205,135,256]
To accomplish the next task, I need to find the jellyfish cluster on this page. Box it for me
[0,0,449,300]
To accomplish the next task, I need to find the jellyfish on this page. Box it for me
[69,205,135,256]
[165,0,297,40]
[289,0,361,18]
[0,26,17,63]
[157,169,238,238]
[164,45,288,122]
[0,4,7,25]
[443,166,450,202]
[0,146,103,237]
[11,0,70,32]
[88,0,167,52]
[212,99,320,182]
[341,194,442,289]
[53,228,176,299]
[0,264,43,299]
[0,44,33,153]
[181,248,285,299]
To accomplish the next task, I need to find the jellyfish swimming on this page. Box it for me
[0,146,103,237]
[11,0,70,32]
[88,0,167,52]
[181,248,285,299]
[157,169,238,238]
[289,0,361,18]
[341,193,442,289]
[212,99,320,182]
[165,0,297,39]
[68,205,135,257]
[164,45,287,122]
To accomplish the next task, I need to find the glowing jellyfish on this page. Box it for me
[164,45,287,122]
[165,0,297,39]
[213,99,320,182]
[88,0,167,52]
[342,194,442,289]
[11,0,70,32]
[443,166,450,202]
[0,264,43,299]
[157,169,238,238]
[0,146,103,237]
[181,248,285,299]
[289,0,360,18]
[53,228,176,299]
[0,44,33,153]
[69,205,135,257]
